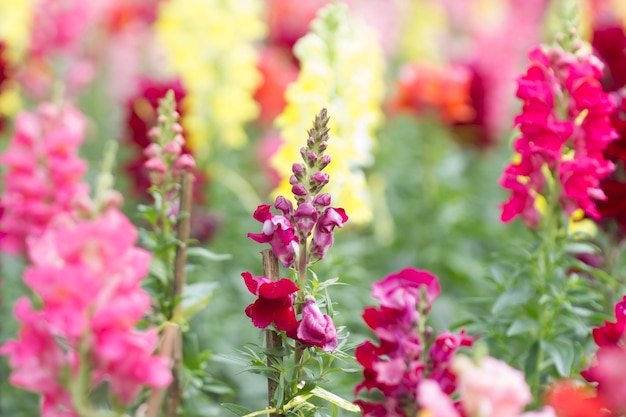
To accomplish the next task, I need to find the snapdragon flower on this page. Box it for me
[355,267,473,417]
[0,208,171,415]
[500,44,617,227]
[0,102,89,254]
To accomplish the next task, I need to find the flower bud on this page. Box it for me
[310,171,329,185]
[292,184,308,197]
[292,163,305,175]
[274,195,294,216]
[313,193,331,208]
[145,157,167,173]
[295,297,338,352]
[144,143,161,158]
[294,202,318,237]
[148,127,160,139]
[175,154,196,171]
[163,140,182,156]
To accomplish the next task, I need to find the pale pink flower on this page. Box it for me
[417,379,461,417]
[454,355,532,417]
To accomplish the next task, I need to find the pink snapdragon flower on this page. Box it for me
[453,355,532,417]
[0,208,171,414]
[310,207,348,261]
[293,297,338,352]
[248,200,299,268]
[0,102,89,255]
[500,45,617,227]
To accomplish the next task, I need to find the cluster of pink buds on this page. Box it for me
[143,89,196,187]
[499,42,617,228]
[244,109,346,352]
[354,267,473,417]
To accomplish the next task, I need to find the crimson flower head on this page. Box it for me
[292,297,337,352]
[499,45,617,227]
[242,272,299,332]
[355,267,469,417]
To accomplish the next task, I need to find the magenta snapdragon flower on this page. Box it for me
[292,297,338,352]
[248,200,299,268]
[500,46,617,227]
[355,267,472,417]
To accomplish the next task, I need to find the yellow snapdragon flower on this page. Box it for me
[155,0,265,158]
[271,3,385,225]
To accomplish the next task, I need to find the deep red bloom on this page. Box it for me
[242,272,299,332]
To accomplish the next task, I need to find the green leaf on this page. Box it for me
[506,318,538,337]
[178,282,218,321]
[221,403,253,416]
[186,247,232,263]
[524,340,540,378]
[310,386,360,412]
[148,257,168,284]
[544,339,574,377]
[492,285,533,315]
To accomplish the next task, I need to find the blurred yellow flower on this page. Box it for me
[155,0,265,158]
[0,1,30,124]
[0,0,33,61]
[271,2,385,225]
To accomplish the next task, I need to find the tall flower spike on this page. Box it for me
[155,0,265,157]
[499,42,617,227]
[270,2,385,224]
[0,102,89,254]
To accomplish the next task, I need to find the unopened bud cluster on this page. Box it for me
[143,90,196,187]
[248,109,348,268]
[290,109,332,204]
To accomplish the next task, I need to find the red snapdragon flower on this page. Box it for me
[242,272,299,332]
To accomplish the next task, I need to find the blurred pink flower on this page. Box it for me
[0,102,89,255]
[417,379,461,417]
[454,355,531,417]
[500,46,617,227]
[1,208,171,413]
